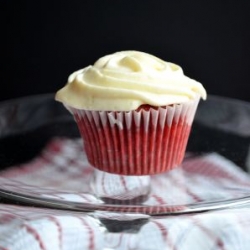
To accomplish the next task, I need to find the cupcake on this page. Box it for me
[55,51,206,175]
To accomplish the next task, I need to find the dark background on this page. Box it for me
[1,0,250,102]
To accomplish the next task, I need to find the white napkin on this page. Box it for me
[0,138,250,250]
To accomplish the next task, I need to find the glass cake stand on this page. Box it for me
[0,94,250,216]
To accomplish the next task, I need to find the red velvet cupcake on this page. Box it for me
[56,51,206,175]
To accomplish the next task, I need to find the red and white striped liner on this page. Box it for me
[69,96,200,175]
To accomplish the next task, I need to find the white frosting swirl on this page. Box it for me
[55,51,206,111]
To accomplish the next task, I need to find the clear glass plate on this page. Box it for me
[0,94,250,215]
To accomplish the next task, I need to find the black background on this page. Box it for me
[1,0,250,102]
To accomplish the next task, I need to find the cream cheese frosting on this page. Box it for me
[55,51,206,111]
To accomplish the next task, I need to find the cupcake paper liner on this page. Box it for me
[69,96,200,175]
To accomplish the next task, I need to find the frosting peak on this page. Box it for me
[56,51,206,111]
[94,51,183,75]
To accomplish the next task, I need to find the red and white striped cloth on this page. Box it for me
[0,138,250,250]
